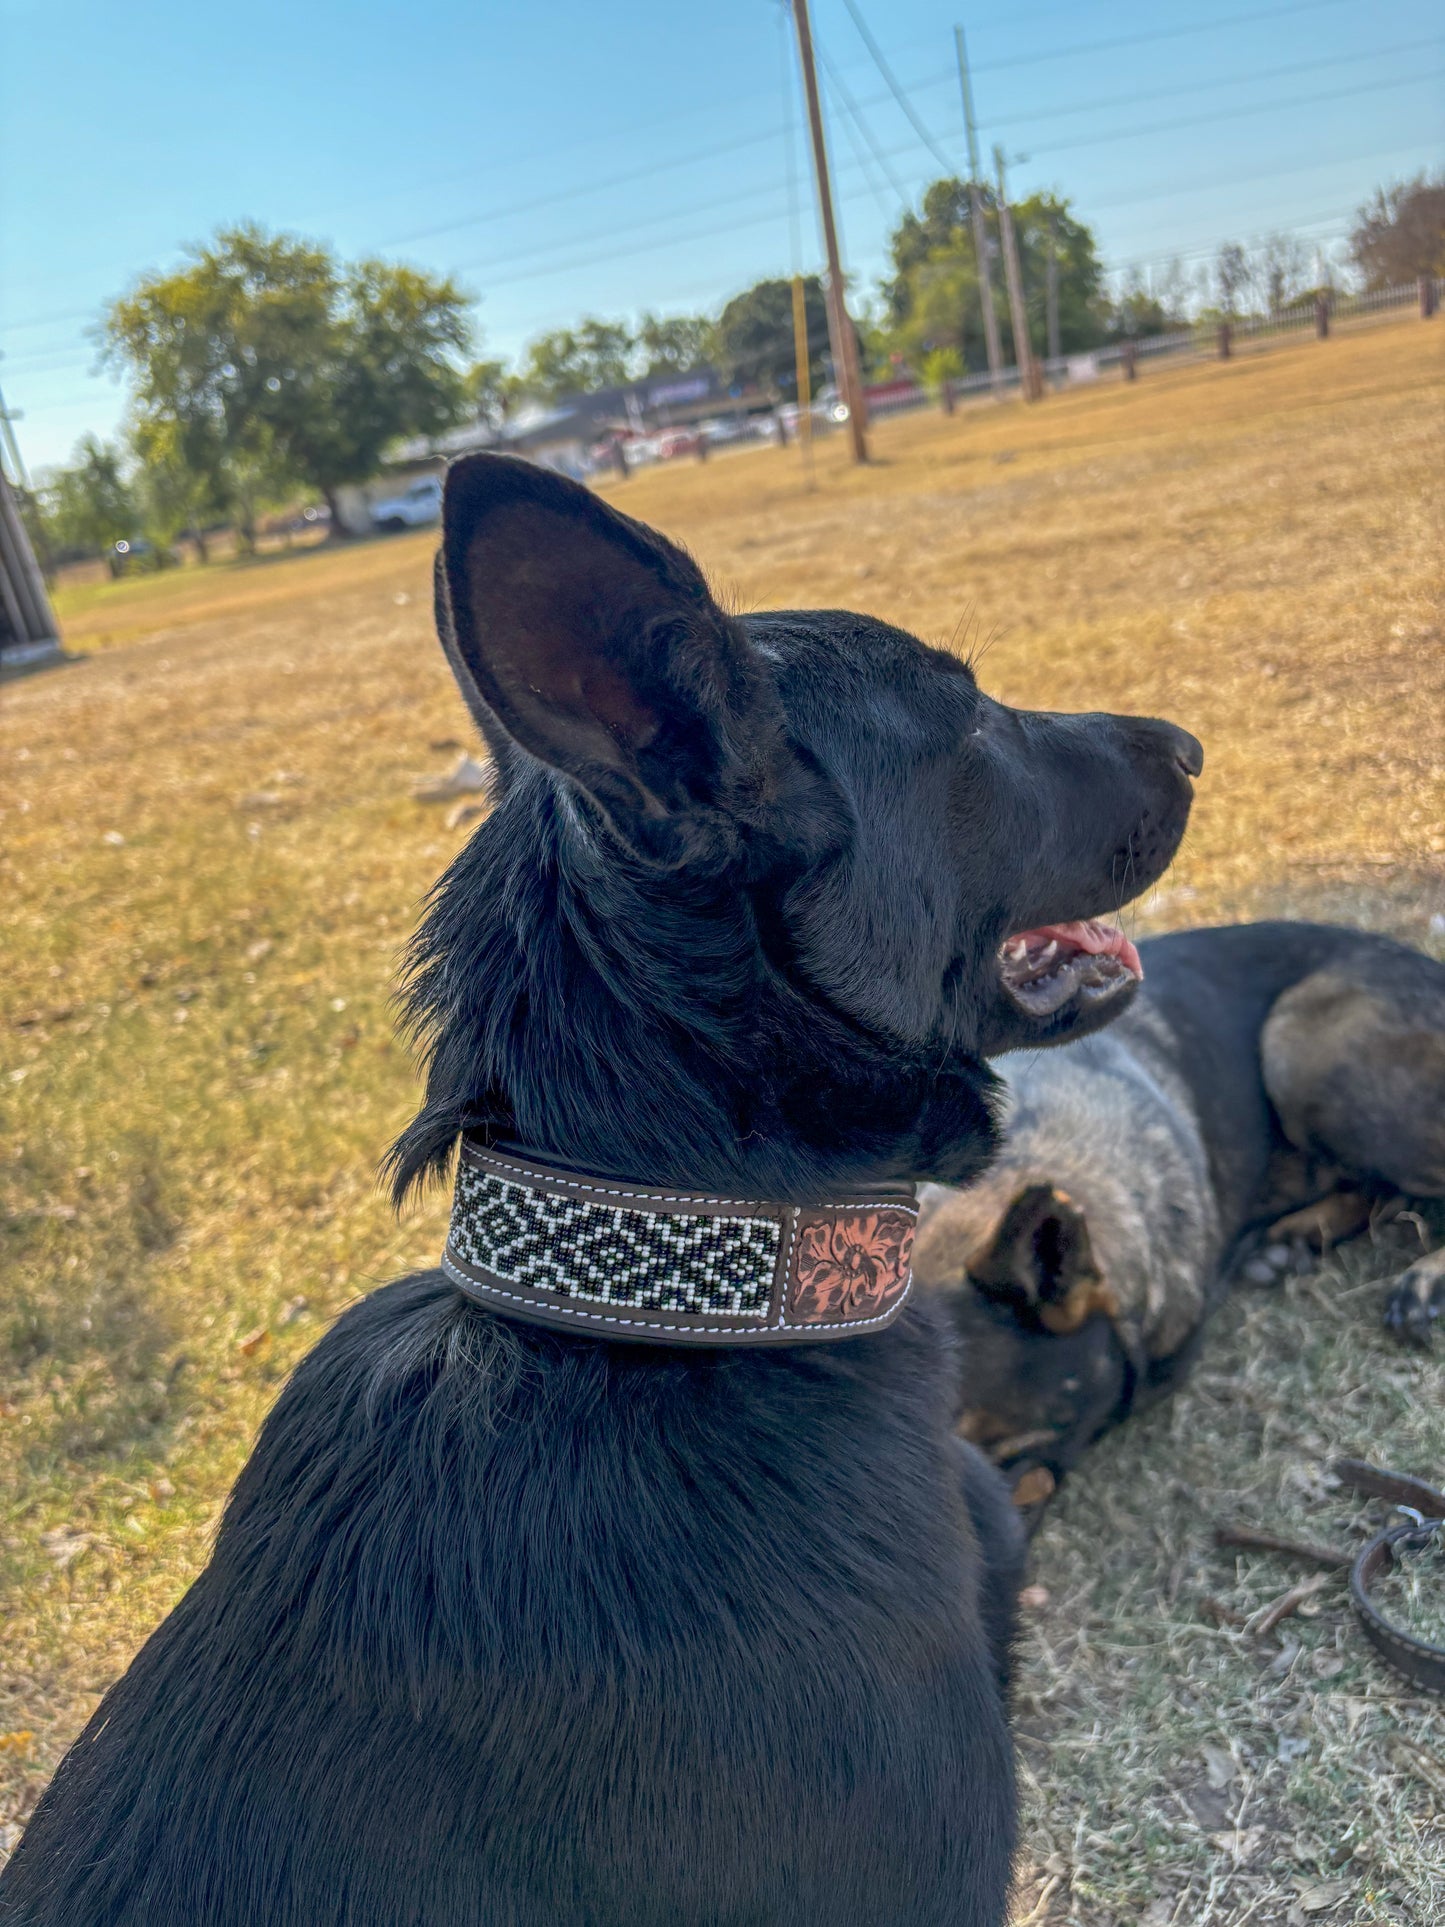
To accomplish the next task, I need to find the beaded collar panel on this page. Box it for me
[442,1140,919,1347]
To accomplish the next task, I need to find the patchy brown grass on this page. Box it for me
[2,316,1442,1915]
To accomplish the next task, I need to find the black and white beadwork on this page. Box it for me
[447,1161,781,1317]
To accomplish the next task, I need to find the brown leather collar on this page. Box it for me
[442,1139,918,1347]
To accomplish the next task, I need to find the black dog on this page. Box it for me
[916,920,1445,1499]
[1,455,1198,1926]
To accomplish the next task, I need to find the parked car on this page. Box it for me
[698,416,751,446]
[371,474,442,532]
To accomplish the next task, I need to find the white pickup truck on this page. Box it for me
[371,473,442,532]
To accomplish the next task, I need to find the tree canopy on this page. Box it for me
[1351,174,1445,289]
[712,277,830,398]
[635,312,717,379]
[512,313,716,400]
[882,181,1105,372]
[40,438,139,572]
[104,225,472,532]
[518,320,636,401]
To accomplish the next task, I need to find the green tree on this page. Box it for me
[635,312,715,378]
[467,357,520,426]
[712,277,830,399]
[519,319,635,400]
[131,416,223,562]
[1351,174,1445,288]
[41,437,138,574]
[1011,192,1105,353]
[314,259,472,505]
[882,181,1105,373]
[105,225,473,537]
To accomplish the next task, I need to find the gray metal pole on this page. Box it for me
[955,25,1004,396]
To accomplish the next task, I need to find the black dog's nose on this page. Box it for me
[1161,723,1204,778]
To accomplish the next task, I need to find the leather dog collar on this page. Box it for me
[442,1139,918,1347]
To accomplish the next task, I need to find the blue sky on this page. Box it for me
[2,0,1440,472]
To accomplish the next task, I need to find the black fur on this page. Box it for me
[2,456,1197,1926]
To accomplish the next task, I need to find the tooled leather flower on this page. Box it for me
[789,1211,916,1322]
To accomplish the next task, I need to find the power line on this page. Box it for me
[1098,208,1355,274]
[434,130,1432,297]
[323,34,1445,255]
[821,71,901,223]
[970,0,1358,76]
[1028,67,1443,159]
[987,34,1443,131]
[0,305,96,335]
[1082,130,1436,219]
[6,94,1434,369]
[380,123,791,252]
[377,72,1445,284]
[0,0,1379,328]
[3,29,1435,348]
[816,41,915,212]
[302,0,1358,242]
[838,0,956,174]
[6,30,1431,349]
[1,11,1430,331]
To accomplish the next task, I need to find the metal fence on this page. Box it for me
[858,277,1441,424]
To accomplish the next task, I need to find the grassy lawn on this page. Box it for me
[3,317,1442,1921]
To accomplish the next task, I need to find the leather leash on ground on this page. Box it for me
[1216,1459,1445,1695]
[1335,1458,1445,1696]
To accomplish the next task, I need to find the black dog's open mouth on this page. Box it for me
[998,920,1143,1018]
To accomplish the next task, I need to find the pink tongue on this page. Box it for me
[1022,920,1143,980]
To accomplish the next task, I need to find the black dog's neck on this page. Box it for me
[390,775,1002,1207]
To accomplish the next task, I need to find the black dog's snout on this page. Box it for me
[1168,725,1204,778]
[1136,718,1203,779]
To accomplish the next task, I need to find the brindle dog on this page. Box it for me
[914,921,1445,1501]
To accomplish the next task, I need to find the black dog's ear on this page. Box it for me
[435,452,766,864]
[970,1184,1115,1336]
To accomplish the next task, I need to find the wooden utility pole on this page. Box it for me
[995,146,1043,402]
[954,26,1004,396]
[790,0,868,462]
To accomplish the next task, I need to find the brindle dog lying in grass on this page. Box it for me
[915,920,1445,1504]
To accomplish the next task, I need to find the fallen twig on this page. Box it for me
[1215,1523,1351,1568]
[1245,1570,1333,1637]
[1011,1871,1063,1927]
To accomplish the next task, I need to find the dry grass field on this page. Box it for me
[3,318,1443,1922]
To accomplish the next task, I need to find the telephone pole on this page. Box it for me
[790,0,869,462]
[995,146,1043,403]
[954,25,1003,397]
